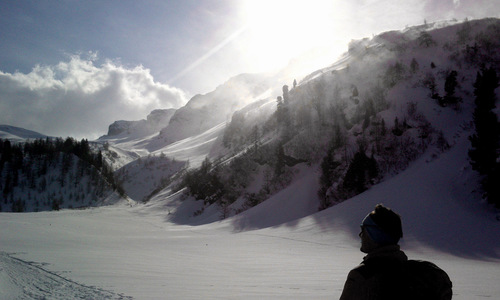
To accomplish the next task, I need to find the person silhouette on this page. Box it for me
[339,204,452,300]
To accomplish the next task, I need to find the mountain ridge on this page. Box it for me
[128,17,499,225]
[1,18,499,219]
[0,124,50,142]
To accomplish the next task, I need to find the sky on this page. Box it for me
[1,0,499,139]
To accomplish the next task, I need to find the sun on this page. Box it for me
[239,0,344,74]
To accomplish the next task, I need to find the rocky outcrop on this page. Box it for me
[106,109,176,137]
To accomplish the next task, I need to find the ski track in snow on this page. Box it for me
[0,252,132,300]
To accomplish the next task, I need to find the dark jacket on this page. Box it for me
[339,245,408,300]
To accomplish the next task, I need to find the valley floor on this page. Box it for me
[1,202,499,299]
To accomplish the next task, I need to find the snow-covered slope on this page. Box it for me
[0,124,49,142]
[95,73,278,170]
[158,73,276,146]
[115,154,186,203]
[151,17,499,220]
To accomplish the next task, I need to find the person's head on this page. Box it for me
[359,204,403,253]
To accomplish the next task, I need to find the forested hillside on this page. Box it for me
[0,137,124,212]
[177,18,500,218]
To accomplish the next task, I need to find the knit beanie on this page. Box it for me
[361,204,403,245]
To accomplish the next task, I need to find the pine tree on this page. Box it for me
[418,31,436,47]
[183,157,225,205]
[343,150,379,195]
[410,58,419,73]
[380,118,387,136]
[443,70,459,107]
[274,144,286,177]
[469,67,500,207]
[276,96,284,125]
[250,125,260,153]
[282,85,290,105]
[318,140,341,209]
[276,90,291,139]
[392,117,404,136]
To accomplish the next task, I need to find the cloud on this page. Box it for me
[0,54,187,139]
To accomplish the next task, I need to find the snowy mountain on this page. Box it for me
[156,17,500,221]
[158,73,278,146]
[1,18,500,299]
[0,124,49,143]
[95,73,282,169]
[102,108,176,138]
[65,18,500,233]
[4,18,500,215]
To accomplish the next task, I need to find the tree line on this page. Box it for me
[0,137,123,212]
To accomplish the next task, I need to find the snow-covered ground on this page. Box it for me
[1,131,499,299]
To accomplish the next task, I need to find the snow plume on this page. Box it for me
[0,53,187,139]
[423,0,500,21]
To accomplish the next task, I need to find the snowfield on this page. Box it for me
[1,132,499,299]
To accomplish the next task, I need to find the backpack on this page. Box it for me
[404,260,453,300]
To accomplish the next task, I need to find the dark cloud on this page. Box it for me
[0,54,186,139]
